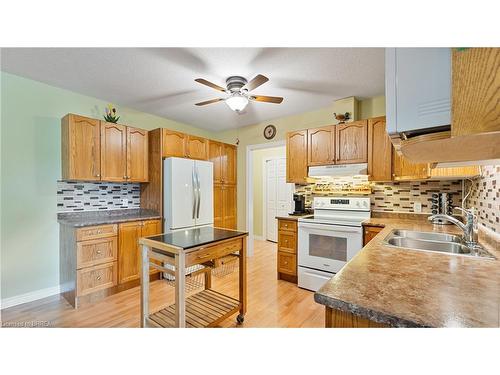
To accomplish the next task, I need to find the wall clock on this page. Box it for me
[263,124,277,140]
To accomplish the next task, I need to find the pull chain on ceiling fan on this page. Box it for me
[194,74,284,113]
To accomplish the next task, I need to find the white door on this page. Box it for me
[194,160,214,227]
[265,157,293,242]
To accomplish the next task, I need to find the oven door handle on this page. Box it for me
[298,223,361,233]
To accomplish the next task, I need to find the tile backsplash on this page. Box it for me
[465,165,499,233]
[295,178,463,214]
[57,181,140,212]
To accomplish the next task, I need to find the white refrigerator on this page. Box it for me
[163,157,214,232]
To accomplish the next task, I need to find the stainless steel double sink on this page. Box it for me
[383,229,495,259]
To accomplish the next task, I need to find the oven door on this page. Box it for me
[298,222,363,273]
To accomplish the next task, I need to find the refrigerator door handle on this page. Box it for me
[196,164,201,219]
[191,166,197,219]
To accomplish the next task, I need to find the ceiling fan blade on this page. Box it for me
[249,95,283,104]
[195,98,224,106]
[242,74,269,91]
[195,78,226,92]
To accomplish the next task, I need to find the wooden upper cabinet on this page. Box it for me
[307,126,335,166]
[335,120,368,164]
[118,221,141,284]
[452,48,500,136]
[61,114,101,181]
[127,127,148,182]
[392,147,429,180]
[186,135,208,160]
[162,129,187,158]
[286,130,308,184]
[100,122,127,182]
[222,144,237,184]
[367,116,392,181]
[209,141,223,184]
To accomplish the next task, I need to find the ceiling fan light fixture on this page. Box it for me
[225,93,248,112]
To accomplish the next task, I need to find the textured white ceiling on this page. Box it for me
[1,48,385,131]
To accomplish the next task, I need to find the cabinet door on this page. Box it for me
[101,122,127,181]
[335,120,368,164]
[162,129,187,158]
[186,135,208,160]
[222,184,237,230]
[127,127,149,182]
[367,117,392,181]
[363,225,383,246]
[307,126,335,166]
[286,130,308,184]
[141,220,162,274]
[392,148,429,180]
[118,222,141,284]
[62,114,101,180]
[452,48,500,136]
[213,183,224,228]
[222,144,237,184]
[209,141,223,184]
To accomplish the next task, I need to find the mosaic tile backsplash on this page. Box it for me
[465,165,499,233]
[57,181,140,212]
[296,178,463,214]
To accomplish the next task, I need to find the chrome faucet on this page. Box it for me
[428,207,477,247]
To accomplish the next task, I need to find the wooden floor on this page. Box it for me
[1,240,324,328]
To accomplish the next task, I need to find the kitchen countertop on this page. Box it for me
[57,209,161,227]
[143,226,248,254]
[314,218,500,327]
[275,213,313,221]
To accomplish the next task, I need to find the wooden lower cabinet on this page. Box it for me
[118,219,162,284]
[61,220,161,308]
[363,225,383,245]
[277,219,298,283]
[325,307,389,328]
[214,183,237,230]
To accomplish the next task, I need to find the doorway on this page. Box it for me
[263,157,293,242]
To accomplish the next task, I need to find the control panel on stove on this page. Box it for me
[313,197,370,211]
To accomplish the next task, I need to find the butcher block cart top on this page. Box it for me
[139,227,248,328]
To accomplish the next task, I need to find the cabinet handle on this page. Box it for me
[96,250,102,255]
[97,230,102,234]
[96,275,101,281]
[284,261,288,265]
[123,175,127,179]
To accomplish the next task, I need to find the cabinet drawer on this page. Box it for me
[278,232,297,254]
[76,224,118,241]
[77,237,118,269]
[363,225,383,246]
[278,252,296,276]
[76,262,117,296]
[185,238,242,267]
[278,219,297,232]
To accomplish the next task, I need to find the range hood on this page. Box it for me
[308,163,368,177]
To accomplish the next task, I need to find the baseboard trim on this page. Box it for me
[1,285,61,310]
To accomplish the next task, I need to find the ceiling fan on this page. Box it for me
[194,74,283,113]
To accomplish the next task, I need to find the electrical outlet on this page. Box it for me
[122,198,128,207]
[413,201,422,213]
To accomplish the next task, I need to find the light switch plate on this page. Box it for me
[413,201,422,213]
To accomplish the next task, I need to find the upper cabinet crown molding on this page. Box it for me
[61,114,149,183]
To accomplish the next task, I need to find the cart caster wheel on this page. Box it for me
[236,314,244,324]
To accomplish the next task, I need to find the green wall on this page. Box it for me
[0,72,216,300]
[252,146,286,238]
[216,95,386,231]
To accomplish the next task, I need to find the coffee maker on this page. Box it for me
[292,194,306,215]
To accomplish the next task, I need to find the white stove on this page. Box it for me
[297,197,371,291]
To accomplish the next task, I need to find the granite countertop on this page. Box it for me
[314,218,500,327]
[144,226,248,253]
[275,212,313,221]
[57,209,162,227]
